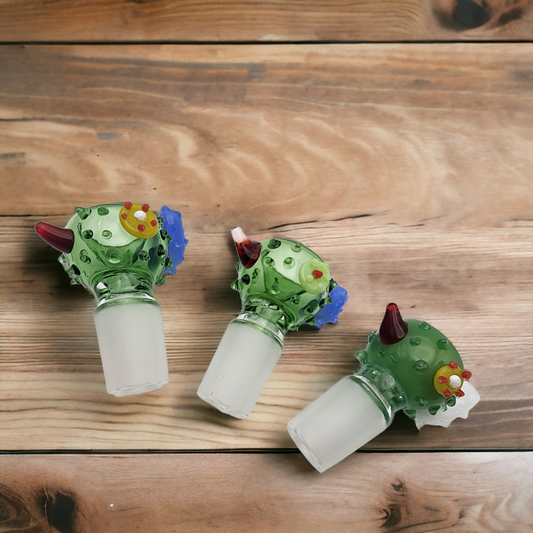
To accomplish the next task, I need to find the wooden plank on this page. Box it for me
[1,452,532,532]
[0,0,532,43]
[1,218,531,450]
[1,44,533,228]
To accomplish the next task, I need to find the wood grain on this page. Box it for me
[0,0,532,43]
[1,44,533,229]
[1,452,532,532]
[1,217,531,450]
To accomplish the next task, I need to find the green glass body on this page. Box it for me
[58,203,173,305]
[231,237,337,343]
[354,319,464,419]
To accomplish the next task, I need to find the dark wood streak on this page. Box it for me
[0,483,35,530]
[0,152,25,159]
[496,4,526,26]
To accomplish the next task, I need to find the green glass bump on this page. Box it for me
[283,257,295,269]
[102,230,112,239]
[409,336,421,346]
[356,351,368,364]
[270,283,280,295]
[291,243,302,253]
[75,207,92,220]
[79,250,91,263]
[368,332,377,343]
[67,265,80,276]
[389,353,397,364]
[378,348,386,358]
[428,405,440,416]
[437,338,449,350]
[413,359,428,374]
[446,395,457,407]
[97,207,109,216]
[106,249,121,264]
[82,229,93,240]
[419,322,431,330]
[268,239,281,249]
[414,396,428,407]
[405,409,417,419]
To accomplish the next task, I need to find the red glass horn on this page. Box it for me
[35,222,75,254]
[379,303,409,345]
[231,226,261,269]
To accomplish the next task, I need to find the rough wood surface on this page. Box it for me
[1,453,532,532]
[1,44,532,229]
[1,218,531,450]
[0,0,532,43]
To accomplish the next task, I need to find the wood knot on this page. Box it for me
[453,0,490,28]
[381,503,402,528]
[391,481,405,492]
[40,490,77,533]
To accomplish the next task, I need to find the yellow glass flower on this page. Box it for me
[119,202,159,239]
[433,362,465,398]
[298,259,331,294]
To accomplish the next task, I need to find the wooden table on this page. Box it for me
[1,1,532,531]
